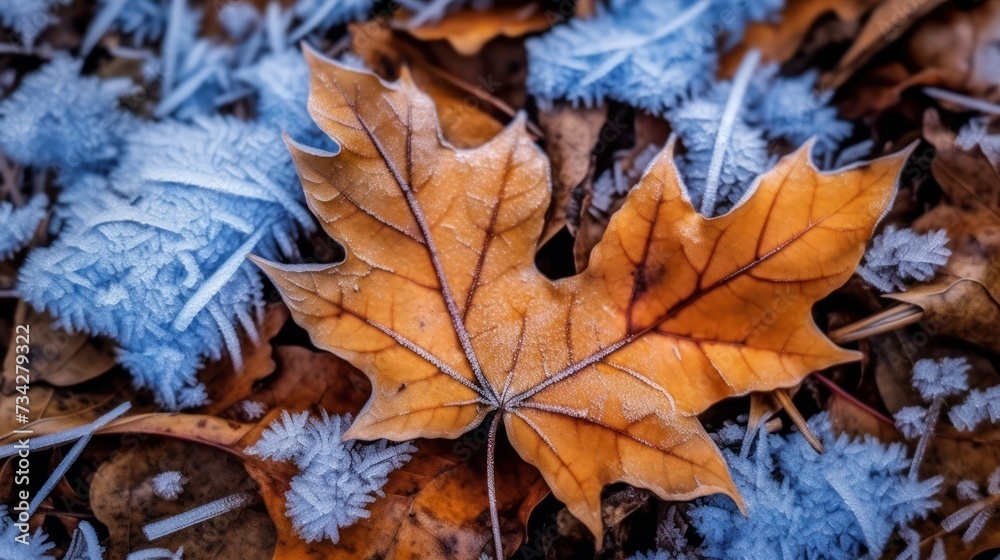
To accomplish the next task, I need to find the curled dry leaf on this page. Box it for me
[537,102,606,243]
[350,22,505,148]
[835,1,1000,116]
[90,439,275,560]
[823,0,949,89]
[252,48,911,540]
[396,5,552,56]
[881,112,1000,354]
[887,205,1000,355]
[721,0,881,75]
[242,432,548,560]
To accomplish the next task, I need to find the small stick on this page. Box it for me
[774,389,824,454]
[828,303,924,344]
[423,64,545,139]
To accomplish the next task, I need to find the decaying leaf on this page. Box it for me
[834,1,1000,116]
[245,435,548,560]
[537,102,606,243]
[886,205,1000,355]
[90,439,275,560]
[2,302,116,390]
[396,5,551,56]
[252,48,911,541]
[721,0,882,75]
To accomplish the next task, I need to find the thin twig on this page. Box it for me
[774,388,825,453]
[423,64,545,139]
[828,303,924,344]
[811,372,896,427]
[925,87,1000,115]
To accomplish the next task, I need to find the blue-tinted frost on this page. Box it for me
[247,411,416,544]
[689,414,941,559]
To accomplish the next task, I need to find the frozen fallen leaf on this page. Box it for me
[253,49,912,543]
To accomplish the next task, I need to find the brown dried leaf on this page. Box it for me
[537,102,606,242]
[90,439,274,560]
[835,1,1000,116]
[396,5,551,56]
[888,205,1000,354]
[823,0,949,89]
[721,0,881,75]
[2,302,115,391]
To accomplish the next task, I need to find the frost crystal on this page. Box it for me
[18,117,314,409]
[942,468,1000,543]
[0,56,135,172]
[949,385,1000,431]
[857,226,951,292]
[0,194,47,260]
[239,400,268,420]
[63,521,104,560]
[0,0,69,46]
[526,0,782,113]
[0,506,54,559]
[151,471,188,501]
[912,357,970,401]
[246,410,416,543]
[894,405,930,439]
[126,548,185,560]
[670,58,852,215]
[689,413,941,559]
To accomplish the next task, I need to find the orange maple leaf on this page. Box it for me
[251,47,910,551]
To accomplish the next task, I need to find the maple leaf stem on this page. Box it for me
[487,411,504,560]
[700,48,760,216]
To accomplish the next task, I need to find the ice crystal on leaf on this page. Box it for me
[246,410,416,544]
[857,226,951,293]
[17,117,314,409]
[83,0,170,53]
[942,469,1000,542]
[63,521,104,560]
[949,385,1000,431]
[689,414,941,559]
[0,194,47,260]
[151,471,188,501]
[669,57,853,215]
[525,0,783,113]
[0,506,54,559]
[912,357,970,401]
[0,55,134,173]
[0,0,68,46]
